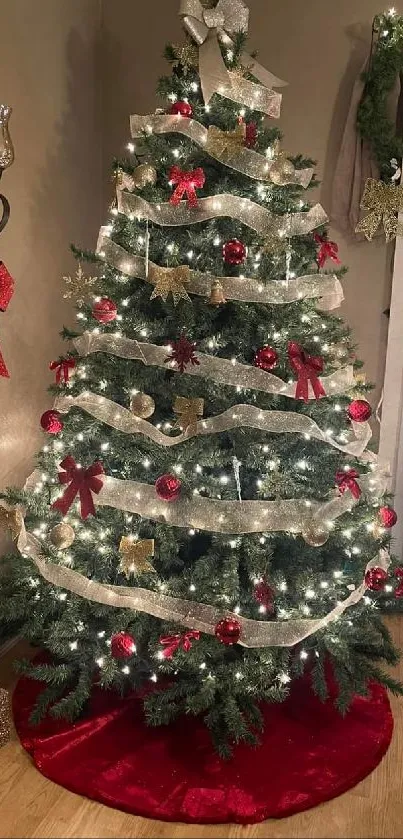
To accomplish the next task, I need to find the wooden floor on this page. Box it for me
[0,621,403,839]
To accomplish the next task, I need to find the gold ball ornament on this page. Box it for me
[132,163,157,189]
[301,522,330,547]
[269,157,295,186]
[50,523,75,550]
[130,392,155,419]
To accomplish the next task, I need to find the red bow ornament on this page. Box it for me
[169,166,205,208]
[52,456,104,519]
[336,469,361,500]
[314,233,341,269]
[0,262,14,312]
[288,342,326,402]
[159,630,200,659]
[50,358,76,384]
[0,347,9,378]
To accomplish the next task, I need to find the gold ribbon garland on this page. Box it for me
[355,178,403,241]
[130,114,313,187]
[173,396,204,433]
[149,263,191,304]
[179,0,286,115]
[17,523,391,648]
[97,231,343,310]
[119,536,155,576]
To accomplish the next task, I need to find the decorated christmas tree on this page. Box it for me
[1,0,402,758]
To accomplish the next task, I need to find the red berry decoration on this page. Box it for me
[253,580,275,612]
[155,474,182,502]
[223,239,247,266]
[165,332,199,373]
[254,346,279,371]
[378,506,398,529]
[365,567,388,591]
[40,410,64,434]
[110,631,136,660]
[92,298,117,323]
[215,617,241,646]
[347,399,372,423]
[169,100,193,118]
[245,121,257,149]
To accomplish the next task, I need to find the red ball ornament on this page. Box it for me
[253,580,275,609]
[215,617,241,645]
[169,100,193,118]
[92,298,117,323]
[365,567,388,591]
[110,631,136,660]
[223,239,247,266]
[254,346,279,371]
[40,410,64,434]
[378,506,398,529]
[155,474,182,502]
[347,399,372,423]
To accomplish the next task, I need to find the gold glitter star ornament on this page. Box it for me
[63,263,97,307]
[119,537,155,576]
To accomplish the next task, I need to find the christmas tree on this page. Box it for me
[1,0,402,757]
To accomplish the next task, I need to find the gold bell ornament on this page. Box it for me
[209,279,226,306]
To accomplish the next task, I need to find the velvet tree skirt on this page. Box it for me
[12,668,393,824]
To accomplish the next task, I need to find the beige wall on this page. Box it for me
[0,0,101,496]
[101,0,396,408]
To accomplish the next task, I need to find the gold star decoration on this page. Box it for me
[63,263,97,308]
[173,396,204,434]
[172,43,199,74]
[149,264,191,305]
[206,123,246,161]
[119,537,155,577]
[0,505,23,541]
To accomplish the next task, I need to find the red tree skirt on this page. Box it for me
[13,669,393,824]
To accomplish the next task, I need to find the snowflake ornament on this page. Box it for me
[165,332,199,373]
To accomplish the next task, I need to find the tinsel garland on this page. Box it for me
[55,393,372,458]
[117,190,328,237]
[86,469,387,534]
[73,332,354,400]
[16,522,390,648]
[97,231,344,311]
[179,0,286,115]
[130,114,313,187]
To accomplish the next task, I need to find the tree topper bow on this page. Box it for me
[179,0,287,114]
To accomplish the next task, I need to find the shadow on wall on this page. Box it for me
[0,23,101,553]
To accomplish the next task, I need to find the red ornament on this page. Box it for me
[155,474,182,502]
[52,456,104,519]
[92,298,117,323]
[245,122,257,149]
[347,400,372,423]
[253,581,275,611]
[40,410,64,434]
[254,346,278,371]
[111,632,136,660]
[49,358,76,384]
[335,468,361,500]
[223,239,247,266]
[395,568,403,598]
[169,166,205,208]
[288,342,325,402]
[215,617,241,646]
[169,100,193,118]
[159,630,200,659]
[365,567,388,591]
[0,348,9,378]
[0,261,14,312]
[314,233,341,269]
[165,332,199,373]
[378,506,398,528]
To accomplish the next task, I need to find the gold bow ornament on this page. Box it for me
[149,264,191,305]
[355,178,403,242]
[174,396,204,434]
[205,123,246,160]
[179,0,287,115]
[119,536,155,576]
[0,505,23,540]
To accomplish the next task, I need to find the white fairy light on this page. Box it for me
[122,666,130,675]
[189,584,196,592]
[95,657,104,667]
[127,142,135,153]
[300,650,308,660]
[69,641,78,651]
